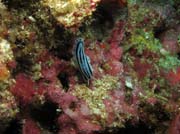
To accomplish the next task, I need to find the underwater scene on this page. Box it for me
[0,0,180,134]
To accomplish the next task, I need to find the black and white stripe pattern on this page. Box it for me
[74,38,93,82]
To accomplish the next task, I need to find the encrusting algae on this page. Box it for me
[0,37,13,63]
[42,0,101,27]
[0,37,13,82]
[0,36,18,133]
[73,75,120,125]
[0,90,18,119]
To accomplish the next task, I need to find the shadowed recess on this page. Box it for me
[98,121,155,134]
[30,101,59,133]
[4,119,22,134]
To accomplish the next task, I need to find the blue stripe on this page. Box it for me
[79,46,89,80]
[85,56,93,76]
[76,42,87,78]
[80,46,90,78]
[74,38,93,81]
[75,39,89,80]
[83,55,91,78]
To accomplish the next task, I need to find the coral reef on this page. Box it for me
[0,0,180,134]
[0,90,18,133]
[42,0,101,28]
[0,37,13,83]
[0,5,19,132]
[22,119,41,134]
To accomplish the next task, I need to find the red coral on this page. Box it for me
[103,89,139,126]
[109,44,123,60]
[22,119,41,134]
[105,60,123,76]
[39,51,62,81]
[58,106,101,134]
[41,66,58,81]
[159,29,180,54]
[103,99,116,125]
[58,114,77,134]
[165,67,180,85]
[133,58,152,79]
[10,73,35,105]
[63,107,102,133]
[108,21,125,45]
[47,84,101,133]
[6,60,17,69]
[169,114,180,134]
[76,117,101,132]
[39,51,75,81]
[46,87,78,110]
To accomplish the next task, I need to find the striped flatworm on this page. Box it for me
[74,38,93,82]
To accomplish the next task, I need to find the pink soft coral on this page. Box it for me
[10,73,35,105]
[47,88,102,134]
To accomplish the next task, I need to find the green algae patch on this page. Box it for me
[158,55,180,71]
[126,28,180,71]
[130,29,162,54]
[72,75,120,125]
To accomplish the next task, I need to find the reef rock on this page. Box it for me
[0,37,13,64]
[0,37,14,84]
[0,33,18,133]
[42,0,101,28]
[0,90,19,133]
